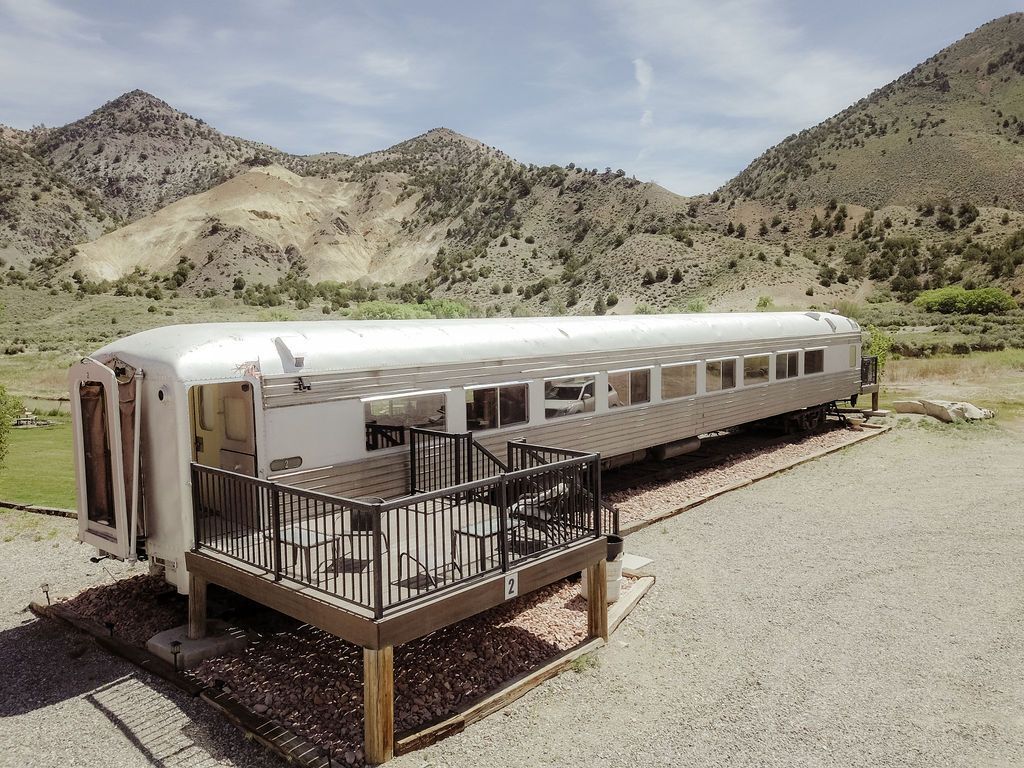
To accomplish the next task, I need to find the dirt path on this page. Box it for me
[396,421,1024,767]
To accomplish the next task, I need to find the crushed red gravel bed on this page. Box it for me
[608,426,868,525]
[60,573,186,646]
[55,571,636,766]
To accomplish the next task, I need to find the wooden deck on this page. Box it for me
[186,535,606,649]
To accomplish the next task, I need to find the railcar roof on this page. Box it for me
[92,312,860,382]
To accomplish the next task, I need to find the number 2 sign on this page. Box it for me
[504,572,519,600]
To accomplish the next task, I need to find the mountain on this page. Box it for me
[0,133,110,268]
[33,89,287,222]
[4,13,1024,312]
[721,13,1024,211]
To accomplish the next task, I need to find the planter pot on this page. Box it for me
[606,534,624,562]
[580,568,622,604]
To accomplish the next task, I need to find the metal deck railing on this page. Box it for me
[191,435,603,619]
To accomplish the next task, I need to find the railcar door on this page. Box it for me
[189,382,257,475]
[189,382,260,530]
[70,358,142,560]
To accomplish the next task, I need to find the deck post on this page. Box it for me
[364,645,394,765]
[188,573,208,640]
[586,559,608,641]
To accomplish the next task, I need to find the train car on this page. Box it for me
[69,311,863,592]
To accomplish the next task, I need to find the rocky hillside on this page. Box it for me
[721,13,1024,211]
[3,13,1024,314]
[0,134,110,268]
[33,90,286,222]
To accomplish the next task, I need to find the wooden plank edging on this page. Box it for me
[395,574,655,756]
[1,499,77,518]
[620,425,891,536]
[395,636,605,755]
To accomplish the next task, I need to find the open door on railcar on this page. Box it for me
[70,358,143,560]
[189,382,261,532]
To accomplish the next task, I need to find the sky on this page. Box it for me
[0,0,1021,195]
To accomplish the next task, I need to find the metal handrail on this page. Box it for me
[190,438,604,619]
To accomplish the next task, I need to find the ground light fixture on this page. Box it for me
[40,583,50,605]
[170,640,182,672]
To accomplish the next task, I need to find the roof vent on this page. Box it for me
[274,335,306,368]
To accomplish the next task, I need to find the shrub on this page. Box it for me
[863,325,893,376]
[0,385,23,468]
[756,295,773,311]
[913,286,1017,315]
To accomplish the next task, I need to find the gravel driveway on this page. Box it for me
[2,420,1022,767]
[0,515,280,768]
[398,420,1024,768]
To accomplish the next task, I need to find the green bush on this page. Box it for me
[912,286,1017,315]
[0,385,23,469]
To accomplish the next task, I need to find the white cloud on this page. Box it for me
[640,108,654,126]
[609,0,894,126]
[633,57,653,100]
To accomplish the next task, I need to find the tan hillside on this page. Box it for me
[721,13,1024,211]
[72,164,445,289]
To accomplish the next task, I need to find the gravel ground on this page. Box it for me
[396,419,1024,768]
[4,420,1023,767]
[0,515,280,768]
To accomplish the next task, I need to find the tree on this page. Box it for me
[655,265,669,282]
[735,223,747,238]
[641,269,655,286]
[809,215,823,238]
[593,295,607,315]
[758,221,768,236]
[0,385,22,470]
[671,267,683,284]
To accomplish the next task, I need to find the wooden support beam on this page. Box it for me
[871,390,880,412]
[586,559,608,641]
[364,645,394,765]
[188,573,208,640]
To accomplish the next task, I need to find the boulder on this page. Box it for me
[893,400,926,415]
[915,399,995,423]
[920,399,962,423]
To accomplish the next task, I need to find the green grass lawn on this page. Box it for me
[0,420,76,509]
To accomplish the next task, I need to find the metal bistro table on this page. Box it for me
[451,515,525,571]
[267,525,338,582]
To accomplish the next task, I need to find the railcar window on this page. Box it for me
[743,355,770,385]
[465,383,528,430]
[805,349,825,374]
[662,363,697,399]
[608,369,651,407]
[775,351,799,380]
[705,359,736,392]
[364,391,446,451]
[545,376,597,418]
[849,345,858,368]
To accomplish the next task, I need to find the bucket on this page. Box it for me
[606,534,624,562]
[581,562,622,604]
